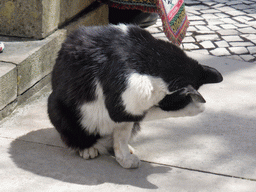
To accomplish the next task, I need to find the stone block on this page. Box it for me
[182,43,199,50]
[226,10,246,16]
[214,13,229,18]
[195,34,220,42]
[0,0,59,39]
[229,42,254,47]
[217,29,239,36]
[191,5,209,10]
[239,54,255,61]
[220,24,236,29]
[188,15,204,21]
[229,47,249,54]
[244,8,256,14]
[17,74,51,105]
[233,16,254,23]
[248,46,256,54]
[189,21,207,26]
[0,63,17,111]
[196,25,210,31]
[238,27,256,34]
[64,4,109,34]
[0,0,95,39]
[190,49,209,55]
[200,41,215,49]
[1,30,67,95]
[220,18,238,24]
[182,36,195,43]
[187,26,197,32]
[222,35,243,42]
[59,0,95,25]
[208,25,221,31]
[152,33,168,41]
[201,14,219,20]
[18,30,66,95]
[215,40,229,48]
[210,48,230,56]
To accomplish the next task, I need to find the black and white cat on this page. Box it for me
[47,24,223,169]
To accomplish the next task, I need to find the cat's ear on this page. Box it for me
[180,85,206,103]
[201,65,223,84]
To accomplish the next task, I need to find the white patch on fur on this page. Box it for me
[121,73,168,115]
[115,24,129,34]
[79,81,122,135]
[143,102,205,122]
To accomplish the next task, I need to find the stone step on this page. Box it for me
[0,29,67,120]
[0,3,108,120]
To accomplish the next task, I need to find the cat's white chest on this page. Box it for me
[79,82,121,135]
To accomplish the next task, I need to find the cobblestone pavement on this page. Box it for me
[148,0,256,62]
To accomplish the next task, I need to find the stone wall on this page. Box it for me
[0,0,98,39]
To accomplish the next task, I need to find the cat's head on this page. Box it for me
[122,60,222,116]
[122,35,223,117]
[158,64,223,111]
[143,41,223,112]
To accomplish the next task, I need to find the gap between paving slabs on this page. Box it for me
[141,160,256,182]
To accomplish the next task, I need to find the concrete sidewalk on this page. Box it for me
[0,52,256,192]
[1,0,256,190]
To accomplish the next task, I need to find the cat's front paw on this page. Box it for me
[116,154,141,169]
[79,147,99,159]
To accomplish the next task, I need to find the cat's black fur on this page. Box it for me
[48,24,223,168]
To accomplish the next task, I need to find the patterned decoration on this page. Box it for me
[157,0,190,45]
[106,0,189,45]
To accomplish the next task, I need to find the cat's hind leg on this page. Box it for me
[48,93,101,150]
[79,135,113,159]
[79,147,99,159]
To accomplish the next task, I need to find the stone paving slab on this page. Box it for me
[1,136,256,192]
[1,54,256,191]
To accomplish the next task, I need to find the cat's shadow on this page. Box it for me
[9,128,171,189]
